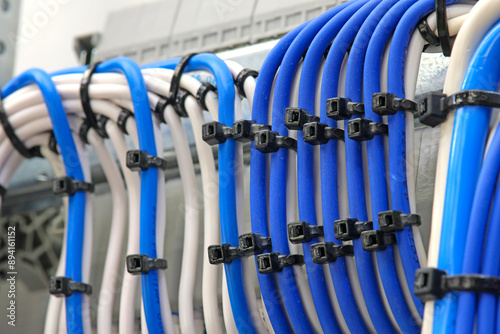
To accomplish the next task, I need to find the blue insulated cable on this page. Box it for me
[434,16,500,334]
[249,22,308,334]
[3,69,87,334]
[270,1,359,332]
[144,54,261,333]
[299,0,379,332]
[95,57,164,334]
[359,0,421,331]
[453,21,500,334]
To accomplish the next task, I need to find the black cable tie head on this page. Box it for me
[287,221,323,244]
[326,97,364,120]
[254,130,297,153]
[284,107,319,130]
[414,268,447,302]
[361,230,397,251]
[173,89,190,118]
[256,252,304,274]
[126,150,168,172]
[303,122,344,145]
[379,210,422,232]
[372,93,418,116]
[232,120,270,143]
[50,276,92,297]
[238,233,272,255]
[334,218,373,241]
[347,118,387,142]
[126,254,168,275]
[52,177,94,196]
[117,108,133,134]
[419,93,449,127]
[311,243,354,264]
[196,83,217,111]
[202,121,233,146]
[208,244,243,264]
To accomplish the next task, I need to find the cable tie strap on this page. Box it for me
[257,252,304,274]
[361,230,397,251]
[117,108,133,134]
[48,132,58,154]
[311,243,353,264]
[126,254,167,275]
[419,90,500,127]
[287,221,323,244]
[347,118,387,142]
[49,276,92,297]
[303,122,344,145]
[208,243,243,264]
[0,97,41,159]
[170,53,197,117]
[414,268,500,302]
[79,115,108,145]
[233,120,271,143]
[379,210,421,232]
[126,150,168,172]
[418,19,440,47]
[52,177,94,196]
[80,61,107,137]
[235,68,258,99]
[238,233,272,255]
[327,97,364,120]
[334,218,373,241]
[372,93,418,116]
[254,129,297,153]
[154,97,169,124]
[284,107,319,130]
[196,83,217,111]
[436,0,452,56]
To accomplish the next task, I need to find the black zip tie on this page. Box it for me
[303,122,344,145]
[126,254,167,275]
[238,233,272,255]
[311,243,353,264]
[50,276,92,297]
[334,218,373,241]
[170,53,197,117]
[361,230,397,251]
[48,132,58,154]
[288,221,323,244]
[233,120,270,143]
[126,150,168,172]
[235,68,258,99]
[196,83,217,111]
[257,252,304,274]
[414,268,500,302]
[79,115,108,145]
[202,121,234,145]
[436,0,452,56]
[0,96,41,159]
[208,244,243,264]
[80,61,107,138]
[254,129,297,153]
[419,90,500,127]
[284,107,319,130]
[379,210,421,232]
[154,97,168,124]
[117,108,133,134]
[418,19,440,47]
[52,177,94,196]
[372,92,418,116]
[326,97,364,120]
[0,184,7,197]
[347,118,388,142]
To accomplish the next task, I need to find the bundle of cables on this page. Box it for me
[3,0,500,333]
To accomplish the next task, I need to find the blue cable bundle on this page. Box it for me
[3,69,88,334]
[356,0,418,331]
[437,21,500,334]
[250,22,307,334]
[269,1,360,332]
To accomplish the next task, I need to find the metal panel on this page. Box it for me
[0,0,21,85]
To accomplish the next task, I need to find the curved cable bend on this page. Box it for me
[2,68,89,334]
